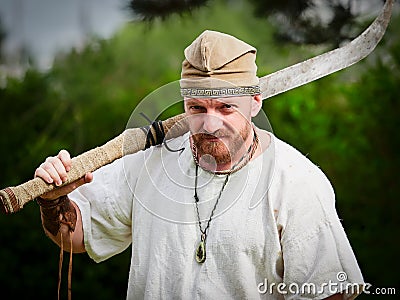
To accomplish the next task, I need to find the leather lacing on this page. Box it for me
[58,221,74,300]
[140,115,185,153]
[37,195,76,300]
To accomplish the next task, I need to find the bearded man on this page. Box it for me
[35,30,364,299]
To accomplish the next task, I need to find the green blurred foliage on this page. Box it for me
[0,1,399,298]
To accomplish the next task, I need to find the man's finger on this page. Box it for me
[41,159,64,186]
[40,157,66,186]
[40,172,93,200]
[56,172,93,196]
[34,167,54,184]
[58,150,72,172]
[49,157,68,185]
[72,173,93,189]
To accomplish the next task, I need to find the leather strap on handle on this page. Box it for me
[0,113,188,214]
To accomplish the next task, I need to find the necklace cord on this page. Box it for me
[193,126,259,263]
[194,164,230,241]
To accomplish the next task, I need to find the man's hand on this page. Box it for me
[34,150,93,200]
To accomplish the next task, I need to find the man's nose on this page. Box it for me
[202,113,223,133]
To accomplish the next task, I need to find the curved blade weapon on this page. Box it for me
[260,0,394,99]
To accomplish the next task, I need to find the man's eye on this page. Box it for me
[190,106,205,112]
[221,104,235,111]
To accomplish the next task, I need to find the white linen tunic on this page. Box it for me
[70,132,364,299]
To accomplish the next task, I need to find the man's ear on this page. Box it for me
[251,94,262,117]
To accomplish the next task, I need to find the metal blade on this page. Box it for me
[260,0,394,100]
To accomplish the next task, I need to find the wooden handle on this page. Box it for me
[0,113,188,214]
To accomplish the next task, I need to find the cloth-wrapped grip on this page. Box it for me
[0,113,188,214]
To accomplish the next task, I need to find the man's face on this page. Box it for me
[184,96,258,166]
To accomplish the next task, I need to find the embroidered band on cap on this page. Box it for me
[181,85,261,98]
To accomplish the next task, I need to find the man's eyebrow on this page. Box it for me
[216,99,240,107]
[220,100,238,105]
[185,98,239,106]
[185,99,203,105]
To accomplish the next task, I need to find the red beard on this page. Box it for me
[191,123,251,165]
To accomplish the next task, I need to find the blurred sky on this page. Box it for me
[0,0,130,70]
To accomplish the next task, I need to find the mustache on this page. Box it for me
[192,131,229,139]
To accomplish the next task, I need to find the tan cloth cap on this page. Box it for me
[180,30,260,97]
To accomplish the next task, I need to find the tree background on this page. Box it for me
[0,0,399,298]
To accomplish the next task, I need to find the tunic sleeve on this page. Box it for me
[277,169,364,300]
[69,154,139,263]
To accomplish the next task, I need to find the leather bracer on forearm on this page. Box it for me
[37,195,77,300]
[36,195,77,236]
